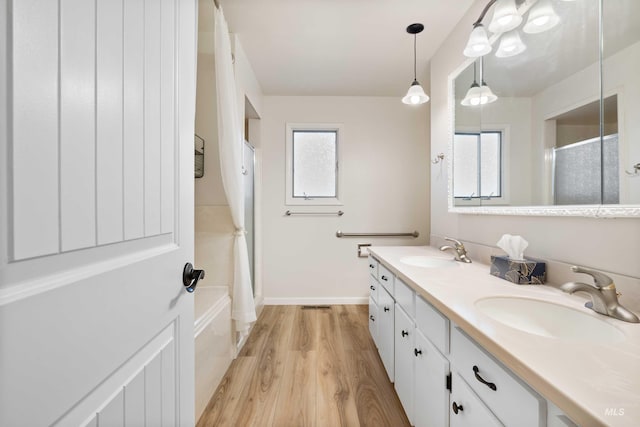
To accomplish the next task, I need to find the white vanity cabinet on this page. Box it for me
[394,303,415,424]
[414,329,450,427]
[378,286,395,381]
[450,326,545,427]
[369,295,378,347]
[449,372,503,427]
[368,256,550,427]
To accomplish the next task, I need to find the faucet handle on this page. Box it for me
[444,237,463,248]
[570,266,613,289]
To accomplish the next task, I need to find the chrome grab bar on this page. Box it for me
[286,210,344,216]
[336,230,419,238]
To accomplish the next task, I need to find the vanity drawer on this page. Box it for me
[368,256,378,278]
[450,372,502,427]
[451,326,544,427]
[369,276,379,303]
[378,263,394,295]
[395,278,415,318]
[415,295,449,355]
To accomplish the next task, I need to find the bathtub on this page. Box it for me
[194,286,233,421]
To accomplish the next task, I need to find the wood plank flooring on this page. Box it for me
[197,305,411,427]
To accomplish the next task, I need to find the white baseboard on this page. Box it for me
[263,297,369,306]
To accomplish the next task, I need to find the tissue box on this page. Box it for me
[490,255,546,285]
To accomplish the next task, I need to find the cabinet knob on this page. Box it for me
[369,264,375,268]
[370,285,376,290]
[414,348,422,357]
[370,315,375,322]
[452,402,464,414]
[401,330,409,337]
[473,365,497,391]
[384,306,390,312]
[381,275,388,281]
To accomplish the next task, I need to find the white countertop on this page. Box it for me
[369,245,640,427]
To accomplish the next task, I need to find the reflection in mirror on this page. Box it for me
[603,0,640,205]
[451,0,640,214]
[551,96,618,205]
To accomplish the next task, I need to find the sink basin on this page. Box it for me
[400,256,459,269]
[475,297,625,344]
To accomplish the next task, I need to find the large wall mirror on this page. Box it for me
[449,0,640,216]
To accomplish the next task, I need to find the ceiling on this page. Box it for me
[218,0,475,96]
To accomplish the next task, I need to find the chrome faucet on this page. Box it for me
[560,266,639,323]
[439,237,472,263]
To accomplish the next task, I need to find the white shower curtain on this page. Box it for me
[214,7,256,336]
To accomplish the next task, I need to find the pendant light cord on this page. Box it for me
[413,34,417,81]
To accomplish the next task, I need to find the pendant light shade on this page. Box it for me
[403,80,430,105]
[523,0,560,34]
[495,29,527,57]
[488,0,523,34]
[463,23,492,57]
[461,82,482,106]
[402,23,429,105]
[461,60,497,106]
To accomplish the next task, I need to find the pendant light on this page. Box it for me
[402,23,429,105]
[461,61,481,106]
[461,59,497,106]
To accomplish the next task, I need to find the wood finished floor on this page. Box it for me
[197,305,411,427]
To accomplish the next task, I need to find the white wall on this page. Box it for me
[261,96,429,303]
[430,1,640,301]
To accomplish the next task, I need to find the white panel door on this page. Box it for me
[0,0,198,425]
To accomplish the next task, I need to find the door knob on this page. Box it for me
[183,263,205,293]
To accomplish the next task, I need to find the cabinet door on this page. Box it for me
[378,286,395,382]
[414,330,450,427]
[369,296,379,348]
[450,373,502,427]
[394,304,415,424]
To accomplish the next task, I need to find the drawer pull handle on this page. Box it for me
[473,365,497,391]
[384,306,390,312]
[370,315,375,321]
[381,275,388,281]
[414,348,422,357]
[452,402,464,414]
[369,264,375,268]
[370,285,376,290]
[401,330,409,337]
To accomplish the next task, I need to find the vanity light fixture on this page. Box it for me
[495,29,527,57]
[488,0,522,33]
[523,0,560,34]
[464,0,568,59]
[402,23,430,105]
[463,23,492,57]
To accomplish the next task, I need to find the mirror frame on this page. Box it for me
[446,2,640,219]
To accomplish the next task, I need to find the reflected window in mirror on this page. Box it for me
[454,130,503,203]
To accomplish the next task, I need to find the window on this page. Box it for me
[286,123,342,205]
[453,131,502,200]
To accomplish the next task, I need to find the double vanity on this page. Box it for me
[367,245,640,427]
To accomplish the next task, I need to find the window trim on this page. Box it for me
[285,123,343,206]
